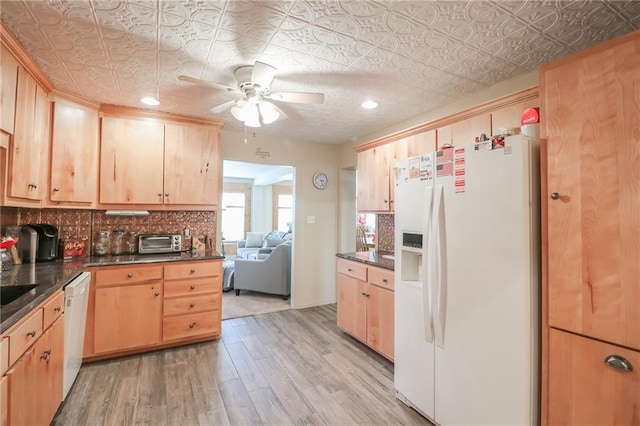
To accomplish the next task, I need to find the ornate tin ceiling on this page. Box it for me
[2,1,639,144]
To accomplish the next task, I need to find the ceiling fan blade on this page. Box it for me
[178,75,241,94]
[251,61,276,89]
[270,102,288,121]
[268,91,325,104]
[210,99,237,114]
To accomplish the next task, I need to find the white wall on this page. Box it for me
[221,129,341,309]
[251,185,273,233]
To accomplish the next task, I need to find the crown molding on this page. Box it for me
[1,21,53,92]
[99,104,225,128]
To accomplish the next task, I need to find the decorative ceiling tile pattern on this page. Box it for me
[2,0,639,144]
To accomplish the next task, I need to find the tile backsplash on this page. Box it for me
[0,207,216,254]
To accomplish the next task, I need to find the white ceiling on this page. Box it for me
[2,1,639,145]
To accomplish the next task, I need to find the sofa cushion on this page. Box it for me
[245,232,264,248]
[265,237,284,248]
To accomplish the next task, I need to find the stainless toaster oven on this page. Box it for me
[138,234,182,254]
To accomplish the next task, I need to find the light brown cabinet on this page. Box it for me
[85,259,222,360]
[542,31,640,423]
[99,115,221,208]
[2,291,64,426]
[48,97,99,206]
[99,116,165,204]
[0,46,19,134]
[436,113,491,149]
[8,67,49,202]
[93,264,163,354]
[336,258,394,360]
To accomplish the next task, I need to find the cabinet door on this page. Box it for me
[9,67,38,199]
[356,144,391,211]
[37,317,64,425]
[1,46,19,134]
[367,284,394,360]
[0,375,6,426]
[6,345,37,426]
[543,34,640,350]
[548,328,640,425]
[336,273,367,342]
[452,113,491,145]
[99,116,164,204]
[94,283,162,353]
[164,123,220,205]
[49,98,98,203]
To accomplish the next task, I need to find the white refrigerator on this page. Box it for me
[394,135,540,425]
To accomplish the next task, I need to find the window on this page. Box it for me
[277,194,293,232]
[221,192,245,241]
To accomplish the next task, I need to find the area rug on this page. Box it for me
[222,290,291,320]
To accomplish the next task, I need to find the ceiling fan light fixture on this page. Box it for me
[231,100,249,121]
[244,104,261,128]
[259,101,280,124]
[361,100,378,109]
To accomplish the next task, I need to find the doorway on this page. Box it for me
[221,160,295,320]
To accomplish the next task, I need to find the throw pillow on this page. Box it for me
[245,232,264,248]
[265,237,284,248]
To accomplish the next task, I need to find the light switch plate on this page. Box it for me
[307,216,315,224]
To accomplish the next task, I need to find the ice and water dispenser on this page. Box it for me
[400,232,424,283]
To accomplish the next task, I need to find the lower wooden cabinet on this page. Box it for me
[5,314,64,426]
[336,258,394,360]
[85,259,222,360]
[548,328,640,425]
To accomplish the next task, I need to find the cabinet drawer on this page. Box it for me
[95,265,162,287]
[337,259,367,281]
[164,277,219,298]
[163,294,218,316]
[164,261,220,280]
[163,311,220,341]
[7,309,43,366]
[368,266,394,291]
[42,291,64,330]
[0,338,7,376]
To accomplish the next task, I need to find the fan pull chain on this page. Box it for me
[244,125,248,144]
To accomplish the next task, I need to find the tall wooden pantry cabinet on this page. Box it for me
[540,30,640,424]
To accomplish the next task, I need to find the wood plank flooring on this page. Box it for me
[53,305,430,426]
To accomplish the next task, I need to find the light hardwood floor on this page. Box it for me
[53,305,430,425]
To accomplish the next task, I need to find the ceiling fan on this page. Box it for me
[178,61,325,127]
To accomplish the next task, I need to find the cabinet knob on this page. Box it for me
[190,285,195,290]
[53,187,60,192]
[382,279,388,283]
[384,199,388,203]
[54,306,61,312]
[361,292,366,296]
[550,192,561,200]
[154,292,160,297]
[605,355,633,372]
[127,273,133,278]
[165,193,169,197]
[189,322,196,329]
[190,269,195,274]
[27,330,36,338]
[158,193,163,197]
[348,268,353,272]
[189,303,195,308]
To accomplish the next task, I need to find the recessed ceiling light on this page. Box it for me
[361,100,378,109]
[140,96,160,106]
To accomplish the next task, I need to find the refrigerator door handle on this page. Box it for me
[423,185,435,343]
[432,185,447,349]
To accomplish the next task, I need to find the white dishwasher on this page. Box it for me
[63,271,91,399]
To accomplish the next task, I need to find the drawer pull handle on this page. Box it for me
[189,322,196,328]
[154,292,160,297]
[550,192,560,200]
[605,355,633,372]
[190,285,195,290]
[27,330,36,338]
[382,279,388,283]
[127,273,133,278]
[190,269,196,273]
[54,306,62,312]
[189,303,195,308]
[53,187,60,192]
[348,268,353,271]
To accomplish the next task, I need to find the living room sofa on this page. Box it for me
[234,240,292,299]
[236,231,292,259]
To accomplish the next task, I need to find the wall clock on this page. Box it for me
[313,171,329,190]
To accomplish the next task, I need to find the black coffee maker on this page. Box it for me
[21,224,59,262]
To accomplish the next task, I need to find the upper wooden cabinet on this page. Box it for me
[356,143,391,212]
[48,97,99,205]
[1,46,19,134]
[100,116,165,204]
[491,98,538,136]
[543,31,640,352]
[436,113,491,149]
[164,123,220,206]
[393,130,436,159]
[8,68,49,202]
[99,114,222,208]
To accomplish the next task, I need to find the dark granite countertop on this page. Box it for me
[336,250,395,271]
[1,250,224,334]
